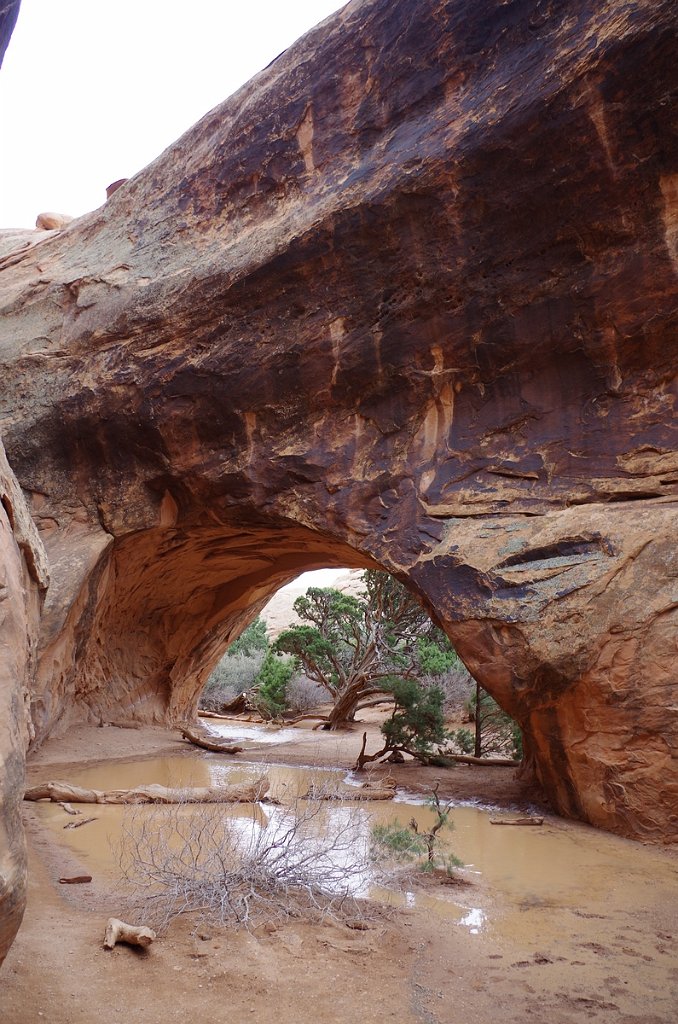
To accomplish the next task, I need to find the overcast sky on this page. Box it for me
[0,0,346,229]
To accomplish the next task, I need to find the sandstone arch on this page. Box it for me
[1,0,677,966]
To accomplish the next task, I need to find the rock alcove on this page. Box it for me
[1,0,676,967]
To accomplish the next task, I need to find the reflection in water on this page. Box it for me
[206,723,308,746]
[33,754,678,951]
[459,907,486,935]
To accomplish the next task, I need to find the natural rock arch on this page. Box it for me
[1,0,676,966]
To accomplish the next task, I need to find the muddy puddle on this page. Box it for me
[30,753,675,929]
[203,721,309,746]
[25,745,678,1024]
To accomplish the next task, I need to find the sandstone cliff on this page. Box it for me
[0,0,676,964]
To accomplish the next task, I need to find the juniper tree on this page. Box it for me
[273,570,456,729]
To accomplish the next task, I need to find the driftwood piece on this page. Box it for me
[180,725,243,754]
[489,816,544,826]
[58,801,80,815]
[304,777,397,802]
[59,875,92,884]
[25,777,269,805]
[104,918,156,950]
[64,816,97,829]
[442,754,521,767]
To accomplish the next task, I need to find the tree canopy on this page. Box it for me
[273,570,456,728]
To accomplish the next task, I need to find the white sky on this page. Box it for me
[0,0,346,229]
[280,568,348,592]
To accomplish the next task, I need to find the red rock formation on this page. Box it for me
[0,441,48,965]
[0,0,676,963]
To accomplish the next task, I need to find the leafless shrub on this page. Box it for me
[199,651,266,711]
[285,673,328,713]
[117,786,377,933]
[431,662,476,714]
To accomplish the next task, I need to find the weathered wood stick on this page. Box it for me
[303,780,397,802]
[64,816,97,829]
[59,875,92,884]
[180,725,243,754]
[25,777,269,805]
[489,817,544,826]
[444,755,520,767]
[58,801,80,815]
[104,918,156,950]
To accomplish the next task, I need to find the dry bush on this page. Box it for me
[117,787,376,933]
[285,673,328,713]
[199,650,266,711]
[433,662,476,714]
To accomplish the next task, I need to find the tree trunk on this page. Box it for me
[474,680,482,758]
[327,681,375,728]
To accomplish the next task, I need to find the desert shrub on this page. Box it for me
[252,651,294,719]
[380,679,451,761]
[434,658,476,713]
[227,616,269,656]
[356,678,452,768]
[451,728,474,754]
[285,674,328,713]
[371,787,463,877]
[199,650,266,710]
[118,791,373,932]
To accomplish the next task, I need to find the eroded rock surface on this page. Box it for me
[0,1,676,963]
[0,441,48,966]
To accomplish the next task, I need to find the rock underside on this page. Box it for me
[0,0,676,965]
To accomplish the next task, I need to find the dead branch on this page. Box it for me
[489,816,544,826]
[303,776,397,801]
[118,789,376,933]
[64,816,97,829]
[442,754,520,767]
[103,918,156,950]
[25,777,269,805]
[59,875,92,884]
[354,696,395,712]
[180,725,243,754]
[354,731,391,770]
[58,801,80,815]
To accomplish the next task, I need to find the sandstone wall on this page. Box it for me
[0,440,48,966]
[0,0,675,897]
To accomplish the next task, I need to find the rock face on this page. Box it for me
[0,0,676,961]
[0,441,48,966]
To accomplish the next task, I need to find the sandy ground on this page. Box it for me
[2,718,677,1024]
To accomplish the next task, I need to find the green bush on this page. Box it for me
[380,678,451,762]
[452,728,474,754]
[253,651,294,719]
[371,788,463,877]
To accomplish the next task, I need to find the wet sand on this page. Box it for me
[3,719,677,1024]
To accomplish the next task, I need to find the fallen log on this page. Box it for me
[25,777,269,805]
[104,918,156,950]
[64,816,97,829]
[441,754,520,768]
[180,725,243,754]
[304,778,397,802]
[59,875,92,884]
[489,816,544,826]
